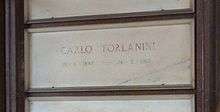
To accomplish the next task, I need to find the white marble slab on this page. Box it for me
[27,95,194,112]
[25,19,195,89]
[25,0,194,20]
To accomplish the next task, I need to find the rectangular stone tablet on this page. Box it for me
[25,0,194,20]
[27,95,194,112]
[25,19,194,89]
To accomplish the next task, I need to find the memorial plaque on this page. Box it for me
[28,95,194,112]
[25,19,194,89]
[25,0,194,20]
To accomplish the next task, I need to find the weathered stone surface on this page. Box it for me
[26,0,193,20]
[26,19,194,88]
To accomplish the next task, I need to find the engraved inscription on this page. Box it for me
[26,20,194,88]
[59,41,157,67]
[60,42,156,55]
